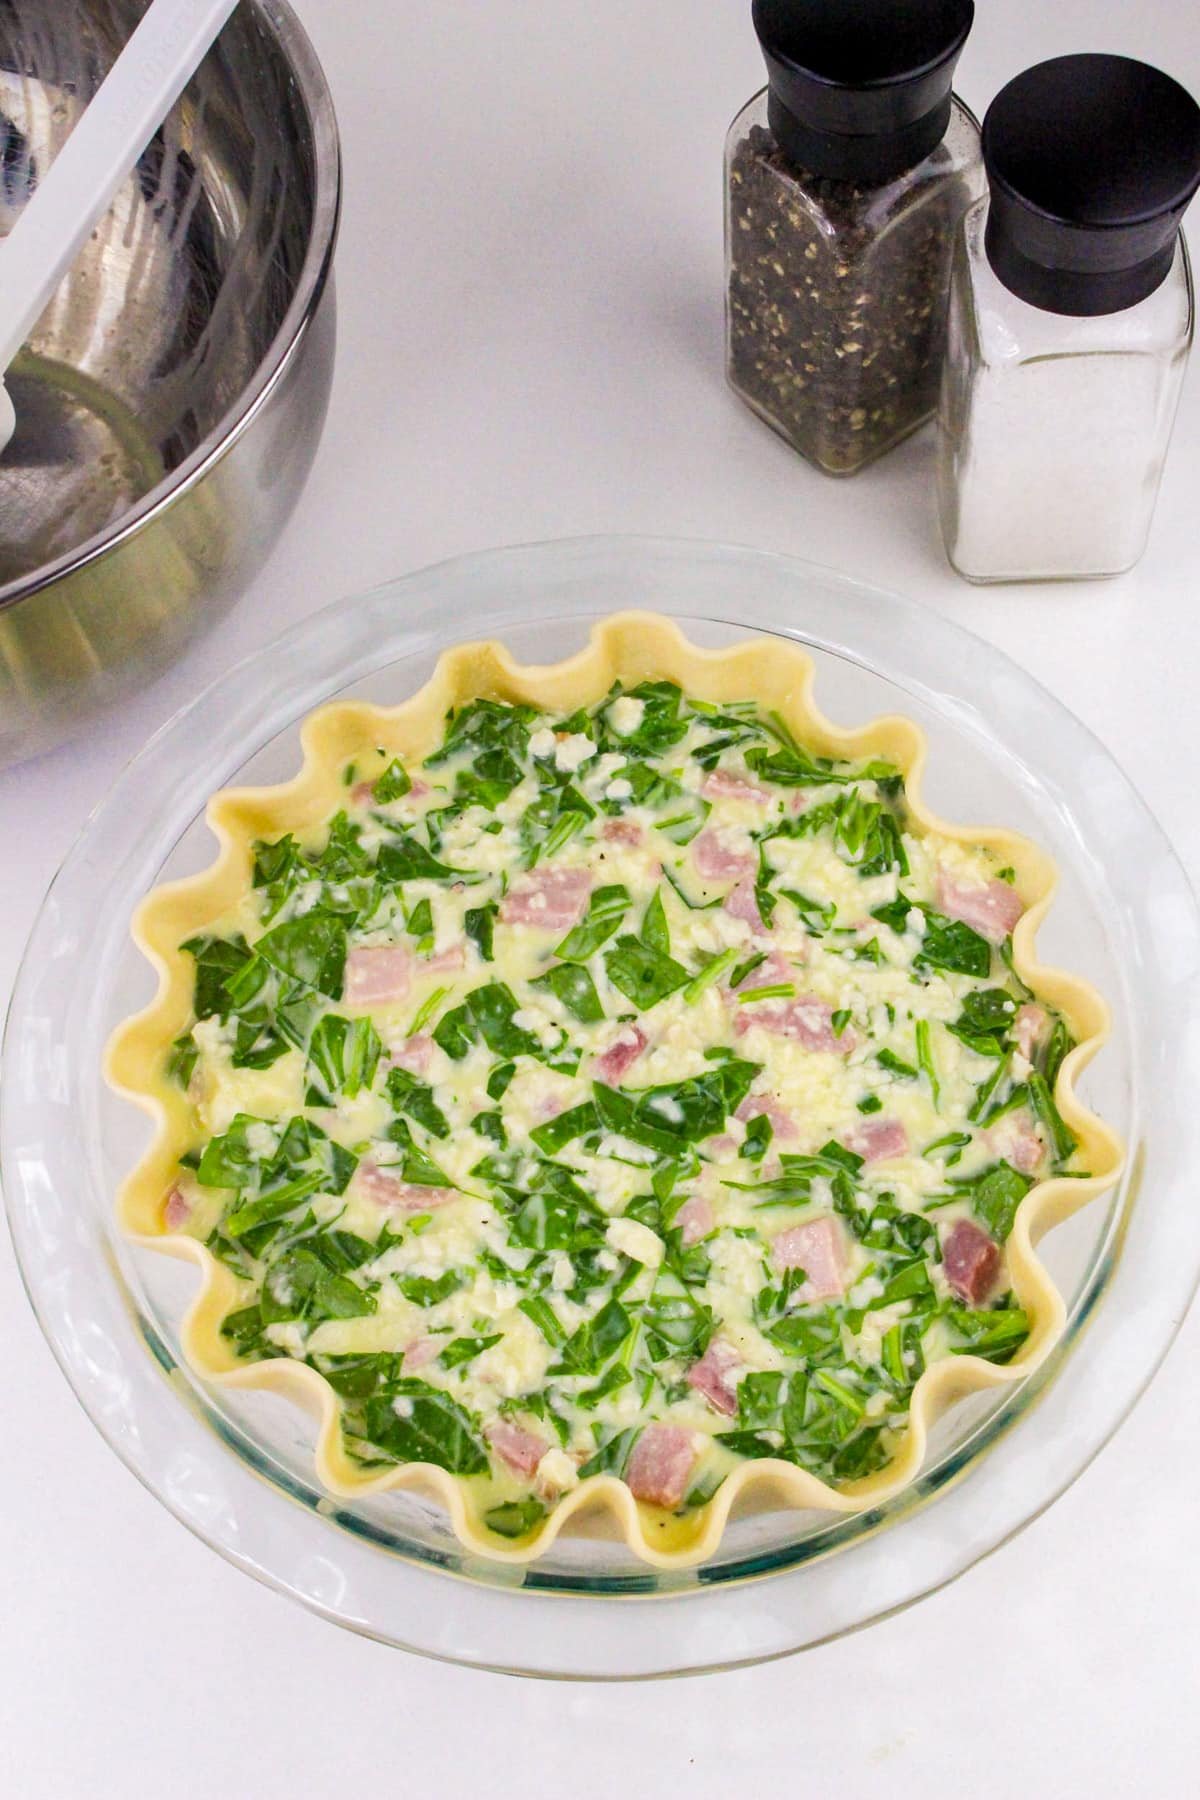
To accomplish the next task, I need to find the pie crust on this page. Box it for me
[106,613,1124,1567]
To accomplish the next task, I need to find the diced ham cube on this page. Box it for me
[989,1112,1045,1176]
[164,1185,191,1231]
[735,1093,799,1141]
[702,769,771,806]
[625,1424,697,1509]
[686,1338,741,1417]
[1009,1127,1044,1176]
[771,1217,847,1298]
[532,1087,567,1122]
[675,1192,714,1246]
[593,1025,647,1085]
[485,1419,546,1478]
[601,818,643,846]
[843,1116,909,1163]
[936,872,1024,944]
[1015,1002,1049,1063]
[355,1159,456,1211]
[691,828,757,884]
[389,1033,434,1075]
[942,1218,1002,1305]
[401,1336,439,1372]
[423,942,466,975]
[735,995,853,1054]
[724,877,765,932]
[703,1135,738,1160]
[788,791,809,815]
[344,944,412,1006]
[500,867,592,930]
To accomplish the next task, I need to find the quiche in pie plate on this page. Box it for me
[107,613,1123,1568]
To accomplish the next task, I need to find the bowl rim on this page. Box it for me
[0,0,342,617]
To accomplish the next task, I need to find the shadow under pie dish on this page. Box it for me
[106,612,1123,1569]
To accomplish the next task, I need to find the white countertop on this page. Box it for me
[5,1,1199,1790]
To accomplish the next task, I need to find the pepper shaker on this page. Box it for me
[726,0,984,477]
[937,56,1200,583]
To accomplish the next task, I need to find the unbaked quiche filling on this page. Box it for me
[156,679,1088,1540]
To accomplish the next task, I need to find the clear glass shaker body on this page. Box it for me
[725,90,984,477]
[938,197,1195,582]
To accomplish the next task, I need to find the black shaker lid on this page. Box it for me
[983,55,1200,315]
[752,0,974,184]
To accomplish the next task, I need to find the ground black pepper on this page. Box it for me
[725,93,983,477]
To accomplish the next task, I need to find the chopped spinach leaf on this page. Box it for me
[915,1020,940,1106]
[166,1033,199,1088]
[397,1270,464,1307]
[604,935,690,1011]
[531,961,605,1024]
[1028,1072,1075,1164]
[376,834,456,884]
[484,1498,547,1539]
[530,1100,600,1155]
[593,1062,757,1154]
[465,902,497,962]
[440,1333,502,1369]
[578,1427,638,1480]
[362,1386,488,1473]
[915,911,992,980]
[386,1066,451,1138]
[554,884,630,961]
[518,1295,566,1346]
[945,1305,1030,1363]
[180,933,258,1020]
[306,1013,382,1105]
[373,758,413,803]
[255,911,348,999]
[640,888,671,956]
[554,1298,633,1375]
[780,889,836,934]
[960,1161,1034,1242]
[432,1000,474,1060]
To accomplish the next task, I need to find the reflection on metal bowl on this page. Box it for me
[0,0,340,767]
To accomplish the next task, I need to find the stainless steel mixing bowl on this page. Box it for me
[0,0,340,767]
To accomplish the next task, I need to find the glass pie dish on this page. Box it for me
[4,536,1199,1677]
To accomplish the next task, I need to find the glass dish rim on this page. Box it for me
[4,533,1197,1673]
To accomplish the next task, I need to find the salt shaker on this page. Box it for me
[726,0,984,477]
[937,55,1200,583]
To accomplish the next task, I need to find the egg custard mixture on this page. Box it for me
[110,617,1121,1566]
